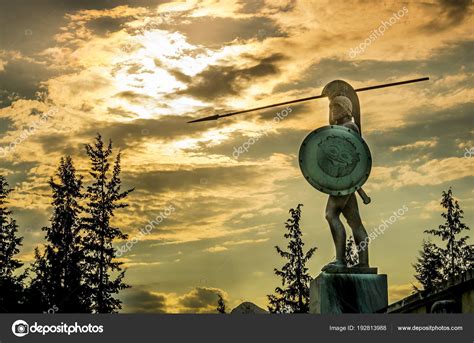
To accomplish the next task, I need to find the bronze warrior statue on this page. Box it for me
[188,77,429,275]
[322,95,369,272]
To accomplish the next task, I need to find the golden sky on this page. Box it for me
[0,0,473,312]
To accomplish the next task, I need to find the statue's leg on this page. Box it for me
[342,193,369,267]
[323,194,350,270]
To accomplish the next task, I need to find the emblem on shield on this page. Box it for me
[317,135,360,177]
[299,125,372,196]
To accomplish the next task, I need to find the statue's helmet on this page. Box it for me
[330,96,353,117]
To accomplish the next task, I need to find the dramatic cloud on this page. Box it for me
[0,0,472,312]
[177,287,224,313]
[121,287,168,313]
[423,0,472,31]
[121,286,227,313]
[178,53,286,100]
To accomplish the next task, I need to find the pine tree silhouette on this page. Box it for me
[28,156,91,312]
[413,188,472,292]
[268,204,317,313]
[424,188,472,281]
[412,240,443,292]
[0,176,26,312]
[82,134,133,313]
[216,294,226,314]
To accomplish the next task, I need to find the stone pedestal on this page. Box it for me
[309,272,388,313]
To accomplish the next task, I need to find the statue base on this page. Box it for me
[309,271,388,313]
[323,266,378,274]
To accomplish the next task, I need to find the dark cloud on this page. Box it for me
[179,53,286,101]
[86,16,130,36]
[238,0,296,14]
[121,287,167,313]
[166,67,191,84]
[74,114,212,149]
[114,91,156,104]
[189,101,473,168]
[28,112,224,170]
[33,132,83,157]
[186,127,305,162]
[367,102,474,166]
[0,2,66,54]
[271,0,297,13]
[181,100,473,171]
[274,40,473,94]
[0,57,59,108]
[165,16,286,46]
[12,207,49,227]
[181,102,317,161]
[106,106,138,119]
[121,286,224,313]
[123,164,268,195]
[0,118,13,136]
[423,0,472,32]
[0,161,39,185]
[0,0,170,54]
[113,90,170,108]
[0,0,173,108]
[238,0,266,14]
[54,0,168,7]
[126,63,146,75]
[178,287,221,312]
[0,90,21,109]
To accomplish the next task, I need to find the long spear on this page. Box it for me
[187,77,429,123]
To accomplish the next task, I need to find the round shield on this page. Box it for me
[299,125,371,195]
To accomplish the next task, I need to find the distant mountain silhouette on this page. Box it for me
[231,302,267,314]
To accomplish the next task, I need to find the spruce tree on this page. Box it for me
[268,204,317,313]
[83,134,133,313]
[216,294,226,314]
[412,240,443,292]
[424,188,472,281]
[27,247,53,311]
[28,156,90,312]
[345,236,359,267]
[0,176,25,312]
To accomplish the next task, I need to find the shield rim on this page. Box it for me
[299,125,372,196]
